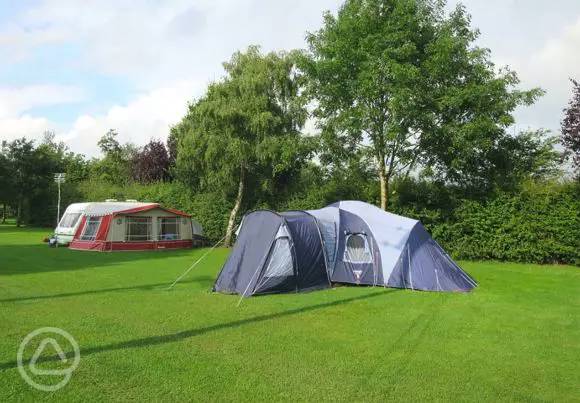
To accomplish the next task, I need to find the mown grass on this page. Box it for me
[0,224,578,401]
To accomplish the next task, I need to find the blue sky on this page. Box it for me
[1,0,579,156]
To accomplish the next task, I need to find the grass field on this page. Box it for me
[0,224,579,401]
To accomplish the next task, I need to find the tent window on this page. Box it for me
[344,233,372,263]
[80,217,101,241]
[59,213,81,228]
[158,217,180,240]
[263,237,293,278]
[125,217,152,241]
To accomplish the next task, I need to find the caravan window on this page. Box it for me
[158,217,180,240]
[80,217,101,241]
[59,213,81,228]
[344,233,372,263]
[126,217,152,241]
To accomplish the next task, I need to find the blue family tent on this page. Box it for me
[213,201,476,297]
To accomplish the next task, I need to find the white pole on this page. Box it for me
[54,173,65,248]
[56,180,61,248]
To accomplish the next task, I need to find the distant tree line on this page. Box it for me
[1,0,578,264]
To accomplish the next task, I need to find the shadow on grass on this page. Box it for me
[0,288,399,371]
[0,243,217,276]
[0,277,215,303]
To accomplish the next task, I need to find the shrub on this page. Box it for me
[432,183,580,265]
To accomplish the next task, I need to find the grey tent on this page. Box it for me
[213,201,476,297]
[308,201,476,292]
[213,210,330,296]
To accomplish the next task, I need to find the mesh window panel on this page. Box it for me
[344,234,372,263]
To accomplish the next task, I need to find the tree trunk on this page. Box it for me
[378,156,389,211]
[1,204,5,224]
[16,198,22,227]
[224,165,245,247]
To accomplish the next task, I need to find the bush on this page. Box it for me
[73,178,579,265]
[432,182,580,265]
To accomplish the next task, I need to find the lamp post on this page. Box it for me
[54,173,66,247]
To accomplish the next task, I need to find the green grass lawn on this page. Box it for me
[0,224,578,401]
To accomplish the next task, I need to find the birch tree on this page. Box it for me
[174,47,308,246]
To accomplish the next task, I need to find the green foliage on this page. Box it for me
[0,134,89,227]
[432,182,580,265]
[174,47,309,197]
[281,162,378,211]
[91,129,137,185]
[301,0,543,208]
[172,46,312,244]
[561,78,580,176]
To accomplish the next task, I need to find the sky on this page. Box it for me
[0,0,579,157]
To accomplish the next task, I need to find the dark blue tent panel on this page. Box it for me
[281,212,329,292]
[386,224,476,291]
[213,211,282,295]
[213,210,330,297]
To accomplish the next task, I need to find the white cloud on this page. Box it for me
[0,22,68,63]
[0,84,84,144]
[61,80,205,156]
[5,0,339,89]
[510,16,580,133]
[0,115,52,143]
[0,0,340,155]
[526,16,580,92]
[0,84,85,118]
[447,1,580,134]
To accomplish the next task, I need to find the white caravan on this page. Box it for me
[54,203,90,245]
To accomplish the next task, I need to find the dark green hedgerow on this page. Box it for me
[76,179,579,265]
[432,183,579,265]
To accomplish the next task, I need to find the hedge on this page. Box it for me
[432,183,579,265]
[74,179,579,265]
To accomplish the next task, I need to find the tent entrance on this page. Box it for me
[213,210,331,297]
[254,225,297,294]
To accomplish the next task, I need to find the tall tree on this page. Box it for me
[0,151,14,222]
[0,133,87,226]
[561,78,580,178]
[92,129,137,185]
[97,129,122,155]
[302,0,541,209]
[132,139,170,183]
[174,47,308,246]
[2,139,41,226]
[167,129,179,173]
